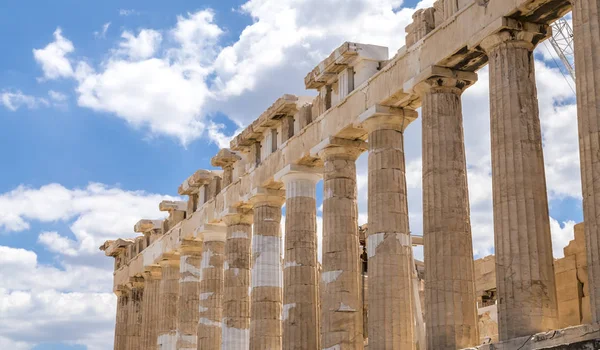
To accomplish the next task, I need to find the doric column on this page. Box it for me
[157,255,180,350]
[114,285,129,350]
[248,188,285,350]
[126,277,144,350]
[274,164,322,350]
[413,67,479,349]
[311,137,366,350]
[480,23,558,340]
[197,225,227,350]
[572,0,600,323]
[177,240,204,350]
[141,266,161,350]
[222,208,253,349]
[358,105,417,350]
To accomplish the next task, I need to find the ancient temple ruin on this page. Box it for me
[101,0,600,349]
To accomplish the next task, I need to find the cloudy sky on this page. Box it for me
[0,0,582,349]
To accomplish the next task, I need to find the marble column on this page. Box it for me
[416,70,479,349]
[157,255,180,350]
[198,226,227,350]
[114,286,129,350]
[177,240,204,350]
[126,277,144,350]
[481,26,558,340]
[222,209,253,349]
[311,137,366,350]
[359,105,417,350]
[249,189,285,350]
[141,266,161,350]
[572,0,600,323]
[274,165,322,350]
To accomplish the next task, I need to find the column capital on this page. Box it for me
[479,18,550,53]
[310,136,367,161]
[407,65,478,96]
[358,104,418,132]
[178,169,215,195]
[134,219,163,235]
[221,207,253,226]
[274,164,323,184]
[195,224,227,242]
[115,284,129,296]
[159,200,187,213]
[180,239,204,255]
[127,276,145,290]
[144,265,162,280]
[159,253,180,268]
[247,187,286,207]
[211,148,241,169]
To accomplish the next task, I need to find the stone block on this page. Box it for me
[582,296,592,324]
[555,268,580,302]
[558,298,581,328]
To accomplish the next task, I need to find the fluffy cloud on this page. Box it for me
[118,29,162,60]
[0,182,175,349]
[31,1,435,146]
[0,246,115,349]
[33,28,75,80]
[0,90,49,111]
[0,183,174,257]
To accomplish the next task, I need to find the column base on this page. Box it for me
[461,324,600,350]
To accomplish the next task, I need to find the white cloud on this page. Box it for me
[0,90,49,111]
[0,287,114,350]
[38,231,78,257]
[94,22,111,39]
[48,90,68,102]
[33,28,74,80]
[119,9,138,16]
[550,218,577,259]
[0,245,116,349]
[118,29,162,60]
[31,2,432,144]
[0,183,175,257]
[0,181,176,348]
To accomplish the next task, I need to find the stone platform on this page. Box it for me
[465,324,600,350]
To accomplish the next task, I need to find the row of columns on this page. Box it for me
[113,10,600,349]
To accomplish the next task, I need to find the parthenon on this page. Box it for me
[101,0,600,349]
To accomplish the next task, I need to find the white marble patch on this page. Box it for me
[252,235,283,288]
[321,270,343,284]
[367,233,386,258]
[282,303,296,321]
[221,323,249,350]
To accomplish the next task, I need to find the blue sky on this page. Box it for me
[0,0,583,349]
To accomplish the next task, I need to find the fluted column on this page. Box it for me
[481,25,558,340]
[177,240,203,350]
[198,226,227,350]
[415,70,479,349]
[114,286,129,350]
[311,137,366,350]
[222,208,253,349]
[359,105,417,350]
[157,255,180,350]
[572,0,600,323]
[141,266,161,350]
[126,277,144,350]
[274,164,322,350]
[249,188,285,350]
